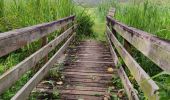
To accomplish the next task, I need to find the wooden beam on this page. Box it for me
[106,32,139,100]
[107,26,159,100]
[107,16,170,73]
[0,25,76,94]
[11,33,75,100]
[0,15,75,57]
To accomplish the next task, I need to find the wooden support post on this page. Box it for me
[124,40,131,54]
[61,21,68,34]
[64,25,68,32]
[41,36,48,63]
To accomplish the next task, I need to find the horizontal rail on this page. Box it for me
[0,25,76,94]
[106,31,139,100]
[107,16,170,73]
[11,33,75,100]
[106,26,159,99]
[0,15,75,57]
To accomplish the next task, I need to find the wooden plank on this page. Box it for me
[11,33,75,100]
[60,95,103,100]
[106,31,139,100]
[0,26,75,94]
[74,61,114,64]
[106,26,159,100]
[56,86,107,92]
[63,68,117,75]
[63,72,113,77]
[63,69,113,73]
[64,75,114,81]
[59,90,106,96]
[0,15,75,57]
[65,78,111,84]
[107,16,170,73]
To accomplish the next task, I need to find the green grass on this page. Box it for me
[0,0,74,32]
[115,0,170,39]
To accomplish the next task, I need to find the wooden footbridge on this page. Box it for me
[0,9,170,100]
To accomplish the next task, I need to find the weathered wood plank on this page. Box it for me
[59,90,106,96]
[106,31,139,100]
[64,75,114,81]
[63,72,113,77]
[0,15,75,57]
[107,16,170,73]
[65,79,111,85]
[56,86,106,92]
[74,61,114,64]
[107,26,159,100]
[60,95,103,100]
[0,26,76,94]
[11,33,75,100]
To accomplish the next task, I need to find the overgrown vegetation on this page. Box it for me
[1,0,170,99]
[76,7,94,36]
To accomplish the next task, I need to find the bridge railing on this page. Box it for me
[106,9,170,100]
[0,15,76,99]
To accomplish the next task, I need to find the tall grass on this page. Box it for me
[97,0,116,21]
[0,0,4,18]
[76,7,94,36]
[115,0,170,39]
[0,0,74,32]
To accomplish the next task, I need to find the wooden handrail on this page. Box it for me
[0,15,75,57]
[0,25,76,94]
[106,26,159,99]
[106,31,139,100]
[106,9,170,99]
[107,16,170,73]
[11,33,76,100]
[0,15,76,99]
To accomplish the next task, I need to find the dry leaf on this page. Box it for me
[78,98,84,100]
[107,67,114,73]
[110,86,115,90]
[57,81,63,85]
[104,94,110,100]
[104,97,109,100]
[117,89,125,98]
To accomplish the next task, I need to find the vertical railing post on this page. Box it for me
[107,8,117,39]
[72,16,76,44]
[108,8,132,54]
[41,36,48,63]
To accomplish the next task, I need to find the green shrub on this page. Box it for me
[76,7,94,36]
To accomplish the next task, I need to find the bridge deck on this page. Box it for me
[59,40,117,100]
[33,40,119,100]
